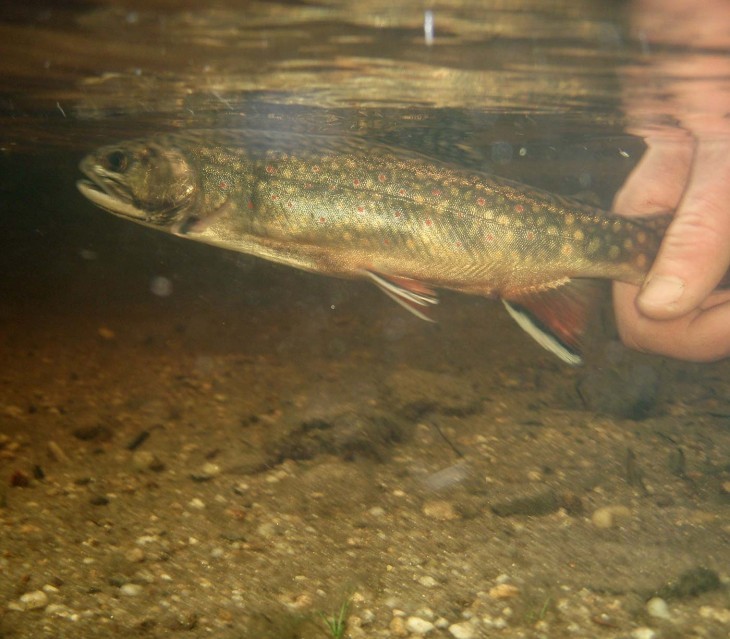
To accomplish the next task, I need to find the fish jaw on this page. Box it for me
[76,177,149,221]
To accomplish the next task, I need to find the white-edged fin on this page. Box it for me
[502,299,582,365]
[363,269,439,322]
[501,280,605,366]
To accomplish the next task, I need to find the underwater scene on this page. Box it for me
[1,1,729,638]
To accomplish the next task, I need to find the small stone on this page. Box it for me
[417,575,438,588]
[368,506,386,517]
[591,505,631,529]
[699,606,730,623]
[389,615,408,637]
[406,616,435,634]
[188,497,205,510]
[422,500,460,520]
[190,462,220,481]
[19,590,49,610]
[125,547,145,563]
[98,326,116,340]
[120,583,143,597]
[488,583,520,599]
[631,628,657,639]
[646,597,670,620]
[449,621,476,639]
[131,450,161,472]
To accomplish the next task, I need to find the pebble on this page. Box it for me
[417,575,439,588]
[389,615,408,636]
[488,583,520,599]
[120,583,143,597]
[18,590,49,610]
[631,628,657,639]
[449,621,476,639]
[406,616,435,634]
[646,597,671,620]
[188,497,206,510]
[422,500,460,520]
[97,326,116,340]
[700,606,730,623]
[591,505,631,529]
[125,547,145,563]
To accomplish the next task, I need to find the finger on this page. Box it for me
[614,281,730,361]
[637,138,730,319]
[612,135,694,216]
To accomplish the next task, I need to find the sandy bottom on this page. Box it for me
[1,252,729,639]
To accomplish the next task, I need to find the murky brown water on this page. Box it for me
[1,2,729,638]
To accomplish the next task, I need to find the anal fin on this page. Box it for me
[363,269,439,322]
[502,279,605,366]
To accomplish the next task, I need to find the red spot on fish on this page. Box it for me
[485,232,495,242]
[526,230,535,240]
[398,188,407,196]
[394,210,402,218]
[318,216,325,223]
[425,218,433,227]
[304,182,313,189]
[271,194,279,201]
[266,165,275,174]
[357,206,364,213]
[353,178,361,187]
[514,203,525,213]
[219,180,228,190]
[477,197,486,206]
[383,239,390,246]
[312,165,320,173]
[432,189,442,197]
[287,202,293,208]
[378,174,387,182]
[455,241,462,248]
[457,211,465,218]
[247,200,254,210]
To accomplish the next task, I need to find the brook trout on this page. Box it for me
[77,129,668,364]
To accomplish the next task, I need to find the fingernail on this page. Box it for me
[640,274,685,309]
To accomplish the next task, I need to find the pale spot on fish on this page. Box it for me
[608,245,621,259]
[623,238,634,250]
[573,229,585,241]
[498,215,509,225]
[561,244,573,256]
[635,253,648,269]
[477,197,486,206]
[565,213,575,225]
[547,227,558,236]
[636,231,647,244]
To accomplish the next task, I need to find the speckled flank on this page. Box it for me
[79,130,664,301]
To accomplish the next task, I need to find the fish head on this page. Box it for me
[77,138,197,228]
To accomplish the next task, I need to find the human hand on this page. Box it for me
[612,0,730,362]
[612,132,730,361]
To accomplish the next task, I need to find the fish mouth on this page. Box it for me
[76,163,148,221]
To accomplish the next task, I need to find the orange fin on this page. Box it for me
[363,270,439,322]
[502,280,604,365]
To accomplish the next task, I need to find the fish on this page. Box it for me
[77,129,670,365]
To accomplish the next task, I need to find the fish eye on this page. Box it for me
[104,150,129,173]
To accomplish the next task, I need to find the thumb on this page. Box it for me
[638,139,730,319]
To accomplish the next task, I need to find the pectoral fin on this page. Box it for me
[502,280,604,366]
[363,270,439,322]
